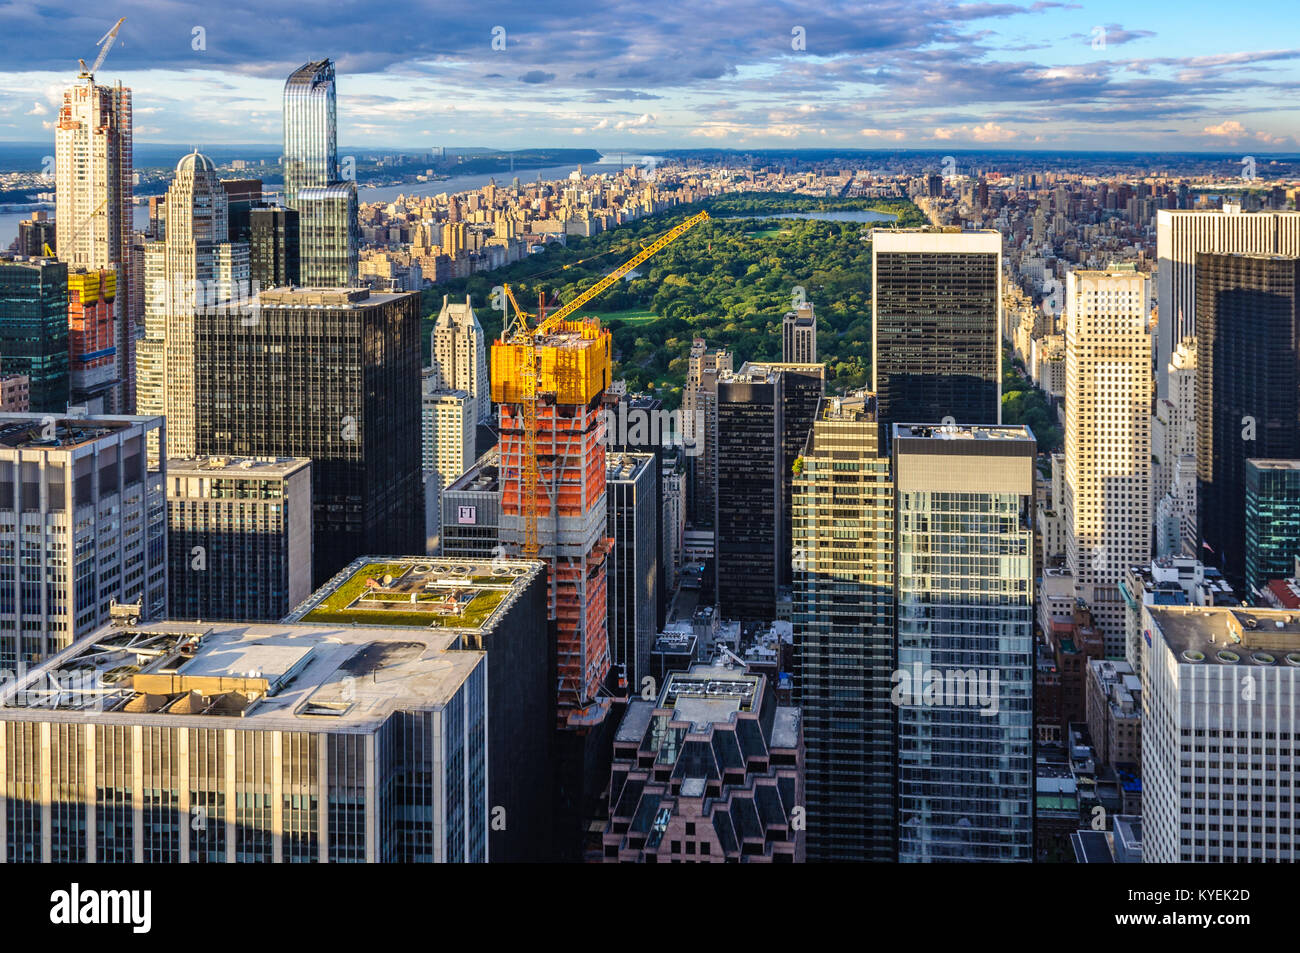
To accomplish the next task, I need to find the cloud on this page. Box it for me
[27,101,47,115]
[1203,120,1248,138]
[519,70,555,84]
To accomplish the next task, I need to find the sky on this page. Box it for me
[0,0,1298,152]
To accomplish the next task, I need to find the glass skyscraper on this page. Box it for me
[893,424,1036,862]
[282,60,338,208]
[298,183,359,286]
[0,257,69,413]
[1245,459,1300,595]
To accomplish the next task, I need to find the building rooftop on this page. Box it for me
[446,448,500,493]
[893,423,1033,442]
[0,413,151,450]
[284,555,543,632]
[1248,458,1300,471]
[1148,606,1300,667]
[166,455,310,477]
[0,618,481,728]
[660,662,762,730]
[816,391,877,423]
[606,452,653,483]
[257,287,411,308]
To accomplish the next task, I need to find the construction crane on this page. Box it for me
[78,17,126,80]
[500,209,709,557]
[43,196,108,260]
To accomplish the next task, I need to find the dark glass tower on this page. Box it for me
[0,256,69,413]
[1195,252,1300,586]
[871,229,1002,432]
[194,287,424,586]
[249,205,301,289]
[1245,459,1300,595]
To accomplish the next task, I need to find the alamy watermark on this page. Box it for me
[599,403,703,456]
[891,663,1000,716]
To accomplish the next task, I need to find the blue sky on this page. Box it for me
[0,0,1297,151]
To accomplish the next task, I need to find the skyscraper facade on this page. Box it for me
[297,184,359,287]
[793,392,895,862]
[1063,266,1153,655]
[0,256,69,413]
[872,228,1002,431]
[1244,459,1300,596]
[1195,252,1300,586]
[430,295,491,425]
[782,301,817,364]
[605,452,658,691]
[55,76,134,412]
[249,205,300,289]
[684,338,731,526]
[194,287,424,586]
[893,423,1036,862]
[282,60,338,208]
[66,268,118,412]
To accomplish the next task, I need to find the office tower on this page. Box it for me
[684,338,731,526]
[166,455,312,622]
[491,317,615,859]
[422,383,475,550]
[0,256,69,412]
[715,366,782,621]
[604,388,668,631]
[297,183,359,286]
[743,362,825,588]
[1245,460,1300,595]
[661,447,687,591]
[793,391,895,862]
[283,60,338,208]
[871,228,1002,430]
[0,376,28,412]
[1155,205,1300,396]
[66,268,118,412]
[1195,253,1300,586]
[1155,339,1198,557]
[601,661,805,862]
[1142,605,1300,862]
[606,452,658,691]
[1063,266,1153,655]
[893,423,1035,862]
[137,152,249,458]
[0,615,487,863]
[440,448,500,559]
[286,555,552,862]
[430,295,490,425]
[219,179,262,244]
[249,205,300,288]
[0,413,166,670]
[782,301,817,363]
[194,288,424,586]
[16,214,55,259]
[55,76,134,412]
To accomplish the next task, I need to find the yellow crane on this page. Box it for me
[501,209,709,557]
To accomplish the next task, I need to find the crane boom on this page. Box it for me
[81,18,125,78]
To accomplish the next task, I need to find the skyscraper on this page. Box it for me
[166,455,313,622]
[893,423,1035,862]
[0,413,167,671]
[297,183,359,287]
[1155,204,1300,397]
[782,301,817,363]
[0,256,69,413]
[194,287,424,586]
[66,268,118,412]
[793,391,895,862]
[137,152,250,458]
[55,75,134,412]
[282,60,338,208]
[605,452,658,691]
[430,295,490,425]
[872,228,1002,431]
[1195,252,1300,586]
[249,205,300,288]
[421,383,475,551]
[1063,266,1153,655]
[1244,459,1300,596]
[683,338,731,526]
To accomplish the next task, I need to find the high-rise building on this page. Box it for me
[683,338,731,526]
[282,60,338,208]
[286,555,552,862]
[440,448,501,560]
[137,152,250,458]
[422,382,475,551]
[194,287,424,586]
[1155,338,1199,558]
[893,423,1035,862]
[1142,605,1300,862]
[606,452,658,691]
[1195,252,1300,586]
[715,365,782,621]
[430,295,490,425]
[1245,459,1300,596]
[1063,266,1153,655]
[0,413,166,671]
[220,179,262,244]
[249,205,300,289]
[66,268,118,412]
[0,616,487,862]
[166,455,312,622]
[16,214,55,259]
[601,661,805,862]
[1155,204,1300,396]
[297,184,359,287]
[782,301,817,364]
[871,228,1002,431]
[55,75,134,413]
[793,391,895,862]
[0,256,68,412]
